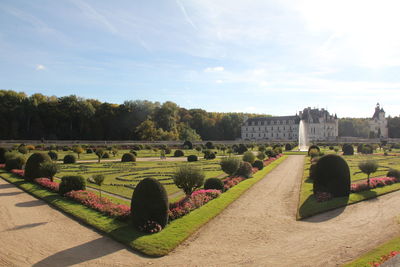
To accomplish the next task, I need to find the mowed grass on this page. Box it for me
[0,156,287,256]
[297,152,400,219]
[56,158,226,200]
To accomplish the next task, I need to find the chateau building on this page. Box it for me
[241,107,338,141]
[368,103,388,138]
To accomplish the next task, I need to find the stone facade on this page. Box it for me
[368,103,388,138]
[241,107,338,141]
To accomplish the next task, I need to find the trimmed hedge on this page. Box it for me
[48,151,58,161]
[342,144,354,155]
[236,161,253,178]
[174,150,184,157]
[121,153,136,162]
[63,154,76,164]
[24,153,52,180]
[252,160,264,170]
[204,178,224,191]
[59,175,86,195]
[187,155,198,162]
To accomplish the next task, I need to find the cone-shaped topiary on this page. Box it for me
[59,175,86,195]
[121,153,136,162]
[252,160,264,170]
[313,154,350,197]
[25,153,52,180]
[342,144,354,155]
[131,178,169,230]
[204,178,224,191]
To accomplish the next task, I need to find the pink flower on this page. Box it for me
[34,178,59,192]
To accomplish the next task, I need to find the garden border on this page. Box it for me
[0,155,287,256]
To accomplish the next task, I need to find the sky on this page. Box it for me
[1,0,400,118]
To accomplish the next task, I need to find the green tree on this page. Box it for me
[358,160,379,188]
[93,174,105,198]
[172,165,205,195]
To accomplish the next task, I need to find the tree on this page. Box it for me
[73,146,84,159]
[93,174,105,198]
[40,161,59,182]
[172,165,205,195]
[358,160,379,188]
[95,148,105,163]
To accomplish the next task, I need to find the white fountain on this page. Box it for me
[298,119,309,151]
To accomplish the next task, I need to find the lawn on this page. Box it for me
[297,152,400,219]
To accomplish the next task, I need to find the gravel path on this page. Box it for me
[1,155,400,266]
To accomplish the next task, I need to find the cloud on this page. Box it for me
[36,64,46,70]
[176,0,197,30]
[215,80,223,83]
[204,66,224,72]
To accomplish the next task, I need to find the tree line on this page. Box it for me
[339,117,400,138]
[0,90,263,141]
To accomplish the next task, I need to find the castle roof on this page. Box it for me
[245,115,300,124]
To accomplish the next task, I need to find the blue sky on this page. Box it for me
[1,0,400,118]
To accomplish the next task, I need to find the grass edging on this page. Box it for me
[0,155,287,256]
[297,159,400,220]
[343,234,400,266]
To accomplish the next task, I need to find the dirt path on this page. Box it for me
[1,155,400,266]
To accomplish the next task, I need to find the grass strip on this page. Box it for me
[0,155,287,256]
[343,235,400,267]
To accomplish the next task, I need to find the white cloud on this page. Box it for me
[204,66,224,72]
[215,80,223,84]
[36,64,46,70]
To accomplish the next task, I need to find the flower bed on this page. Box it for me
[370,251,400,266]
[351,177,398,193]
[65,190,130,219]
[168,189,221,221]
[10,169,24,177]
[222,176,246,191]
[34,178,59,192]
[0,164,5,168]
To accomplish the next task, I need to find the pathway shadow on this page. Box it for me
[0,191,24,196]
[7,222,48,231]
[0,183,15,189]
[16,200,46,207]
[33,237,124,267]
[299,195,349,223]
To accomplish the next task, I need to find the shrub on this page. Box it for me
[361,144,373,154]
[205,141,214,149]
[163,147,171,154]
[203,150,216,160]
[0,147,8,163]
[39,161,59,181]
[132,145,142,151]
[86,148,93,154]
[285,143,292,151]
[204,178,224,191]
[308,145,320,156]
[62,146,70,151]
[95,148,105,162]
[5,153,26,171]
[257,151,266,160]
[172,165,205,195]
[309,148,320,159]
[242,151,256,164]
[265,148,276,158]
[236,161,253,178]
[121,153,136,162]
[174,149,184,157]
[220,157,241,176]
[342,144,354,155]
[48,151,58,161]
[102,152,110,158]
[236,144,248,154]
[92,174,105,197]
[358,160,379,188]
[129,150,138,156]
[24,153,52,180]
[329,146,334,150]
[187,155,198,162]
[59,175,86,195]
[183,140,193,149]
[313,154,350,197]
[387,169,400,179]
[252,160,264,170]
[73,146,84,159]
[18,146,28,154]
[131,178,169,232]
[63,154,76,164]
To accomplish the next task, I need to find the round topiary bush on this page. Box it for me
[204,178,224,191]
[242,151,256,164]
[342,144,354,155]
[131,178,169,231]
[252,160,264,170]
[164,147,172,154]
[102,152,110,158]
[220,157,240,176]
[313,154,350,197]
[361,144,373,154]
[25,153,52,180]
[59,175,86,195]
[48,151,58,161]
[183,140,193,149]
[387,169,400,180]
[236,144,248,154]
[86,148,93,154]
[285,143,292,151]
[187,155,198,162]
[174,149,184,157]
[5,153,26,171]
[265,148,276,158]
[203,150,216,160]
[236,161,253,178]
[205,141,214,149]
[257,151,266,160]
[308,145,320,156]
[0,147,8,164]
[63,154,76,164]
[121,153,136,162]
